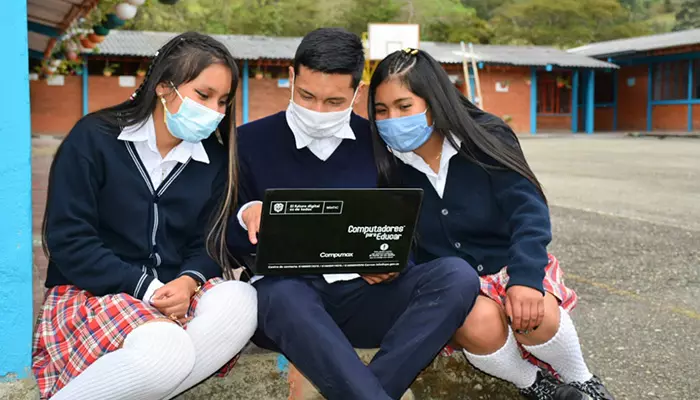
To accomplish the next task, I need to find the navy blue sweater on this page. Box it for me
[399,136,552,293]
[44,115,227,299]
[227,111,377,257]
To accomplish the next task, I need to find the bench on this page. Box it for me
[0,347,520,399]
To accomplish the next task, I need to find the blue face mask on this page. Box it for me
[161,84,225,143]
[375,110,434,152]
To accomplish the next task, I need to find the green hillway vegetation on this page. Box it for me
[100,0,700,48]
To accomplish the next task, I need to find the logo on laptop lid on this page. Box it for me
[272,202,285,214]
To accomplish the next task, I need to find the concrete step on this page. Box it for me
[0,349,521,399]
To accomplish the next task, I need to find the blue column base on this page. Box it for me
[1,0,33,380]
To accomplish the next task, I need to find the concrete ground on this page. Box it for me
[23,134,699,399]
[521,135,699,400]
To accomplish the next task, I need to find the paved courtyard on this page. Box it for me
[31,134,699,399]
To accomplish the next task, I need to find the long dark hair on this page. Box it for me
[42,31,241,279]
[367,49,547,203]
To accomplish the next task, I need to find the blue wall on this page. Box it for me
[0,1,33,379]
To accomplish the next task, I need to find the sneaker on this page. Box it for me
[570,376,614,400]
[520,370,588,400]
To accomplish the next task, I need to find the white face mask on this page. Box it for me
[286,75,359,139]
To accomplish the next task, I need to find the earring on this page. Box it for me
[160,96,168,123]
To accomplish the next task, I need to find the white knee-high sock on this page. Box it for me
[463,327,539,389]
[52,321,196,400]
[163,281,258,399]
[522,307,593,384]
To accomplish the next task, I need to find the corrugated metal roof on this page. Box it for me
[421,42,616,68]
[96,30,616,69]
[97,30,302,60]
[568,29,700,58]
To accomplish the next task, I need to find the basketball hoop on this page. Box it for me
[362,23,420,84]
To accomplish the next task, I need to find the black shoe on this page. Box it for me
[569,376,614,400]
[520,370,587,400]
[554,384,591,400]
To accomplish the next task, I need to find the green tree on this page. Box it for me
[345,0,402,36]
[93,0,677,47]
[663,0,675,12]
[415,0,491,42]
[122,0,327,36]
[490,0,652,47]
[674,0,700,31]
[235,0,324,36]
[122,0,220,33]
[461,0,512,19]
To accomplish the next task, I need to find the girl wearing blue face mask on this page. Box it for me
[368,49,614,400]
[33,32,257,400]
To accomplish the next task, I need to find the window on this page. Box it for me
[537,72,571,114]
[652,61,689,101]
[594,71,615,104]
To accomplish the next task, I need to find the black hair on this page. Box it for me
[42,31,241,279]
[367,49,547,203]
[293,28,365,89]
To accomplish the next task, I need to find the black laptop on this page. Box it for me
[245,188,423,276]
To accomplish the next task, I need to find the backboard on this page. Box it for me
[367,23,420,61]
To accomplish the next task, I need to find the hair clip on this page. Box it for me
[403,48,419,55]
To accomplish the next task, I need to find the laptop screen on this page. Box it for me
[252,188,423,276]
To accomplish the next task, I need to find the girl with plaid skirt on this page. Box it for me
[33,32,257,400]
[366,49,614,400]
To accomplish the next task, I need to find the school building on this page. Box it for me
[569,28,700,133]
[6,4,700,391]
[33,29,700,136]
[29,30,620,136]
[32,29,700,136]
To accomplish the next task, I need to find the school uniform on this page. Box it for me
[227,111,480,400]
[390,132,578,367]
[32,114,246,399]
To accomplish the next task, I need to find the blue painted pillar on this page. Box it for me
[571,70,579,133]
[647,64,653,132]
[585,69,595,134]
[688,60,693,132]
[613,69,619,131]
[580,72,587,130]
[530,68,537,135]
[82,57,89,116]
[469,71,476,101]
[242,60,249,124]
[0,0,33,379]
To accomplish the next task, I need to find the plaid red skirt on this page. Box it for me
[32,277,239,399]
[442,254,578,371]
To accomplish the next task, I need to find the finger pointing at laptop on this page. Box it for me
[238,201,262,244]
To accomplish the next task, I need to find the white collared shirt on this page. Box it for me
[391,136,462,199]
[118,114,210,188]
[118,114,210,301]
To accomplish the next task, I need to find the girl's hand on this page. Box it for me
[150,276,199,324]
[361,272,399,285]
[505,285,545,334]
